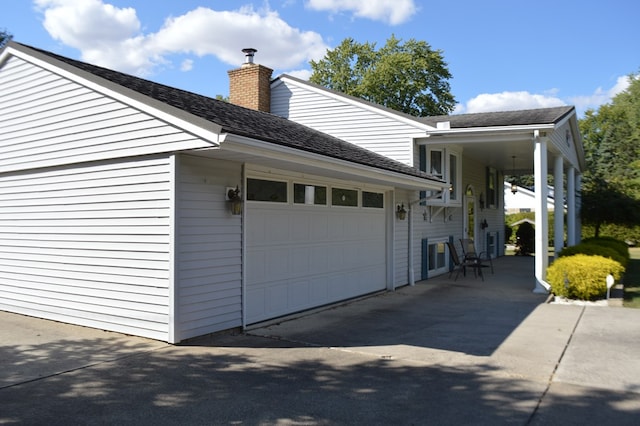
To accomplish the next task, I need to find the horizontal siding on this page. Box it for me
[272,79,423,166]
[394,189,411,286]
[0,56,212,174]
[176,155,243,340]
[0,156,173,341]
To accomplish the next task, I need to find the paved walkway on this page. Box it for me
[1,256,639,425]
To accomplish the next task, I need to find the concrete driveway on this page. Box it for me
[1,256,639,425]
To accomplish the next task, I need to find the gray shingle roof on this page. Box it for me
[420,106,575,128]
[15,42,438,183]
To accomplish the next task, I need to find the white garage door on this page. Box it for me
[246,199,386,324]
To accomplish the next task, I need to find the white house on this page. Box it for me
[504,183,558,213]
[0,42,585,343]
[270,75,585,293]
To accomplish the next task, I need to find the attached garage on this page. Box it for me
[0,42,445,343]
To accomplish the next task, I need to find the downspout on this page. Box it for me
[408,191,444,286]
[241,164,247,330]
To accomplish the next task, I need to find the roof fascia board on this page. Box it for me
[276,74,434,131]
[425,123,556,137]
[559,112,586,171]
[221,133,446,191]
[5,43,224,145]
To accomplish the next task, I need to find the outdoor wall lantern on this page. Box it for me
[226,186,243,215]
[396,203,407,220]
[481,219,489,230]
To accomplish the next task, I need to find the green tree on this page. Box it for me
[0,29,12,48]
[310,35,456,117]
[579,72,640,236]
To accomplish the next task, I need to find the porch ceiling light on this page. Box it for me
[510,156,518,194]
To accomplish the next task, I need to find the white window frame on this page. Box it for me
[427,237,449,276]
[422,146,462,206]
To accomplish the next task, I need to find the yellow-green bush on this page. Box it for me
[559,243,628,267]
[547,254,625,300]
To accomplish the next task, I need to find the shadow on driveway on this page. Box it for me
[240,255,547,357]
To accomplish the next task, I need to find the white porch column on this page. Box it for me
[566,167,576,246]
[534,131,550,293]
[554,156,564,256]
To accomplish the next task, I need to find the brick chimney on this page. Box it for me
[228,48,273,113]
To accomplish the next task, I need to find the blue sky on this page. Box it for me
[3,0,639,116]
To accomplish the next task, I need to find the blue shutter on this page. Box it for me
[419,145,426,206]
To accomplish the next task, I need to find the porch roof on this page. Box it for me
[420,106,574,129]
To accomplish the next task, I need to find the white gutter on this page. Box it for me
[424,123,556,137]
[220,134,448,192]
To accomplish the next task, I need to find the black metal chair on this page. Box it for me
[446,241,483,281]
[460,238,494,274]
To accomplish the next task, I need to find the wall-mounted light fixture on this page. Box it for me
[226,186,243,215]
[396,203,407,220]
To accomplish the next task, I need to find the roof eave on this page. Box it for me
[425,123,556,137]
[220,134,447,191]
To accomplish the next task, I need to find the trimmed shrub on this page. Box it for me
[515,222,535,255]
[559,238,629,267]
[547,254,625,300]
[582,237,630,263]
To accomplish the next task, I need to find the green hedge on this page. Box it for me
[581,237,630,262]
[558,238,629,267]
[547,254,625,300]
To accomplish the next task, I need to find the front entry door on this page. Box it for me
[464,189,476,243]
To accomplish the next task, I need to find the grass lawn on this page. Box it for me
[623,247,640,308]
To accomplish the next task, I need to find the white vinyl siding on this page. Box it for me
[0,156,173,341]
[0,56,212,174]
[271,78,426,166]
[176,155,243,340]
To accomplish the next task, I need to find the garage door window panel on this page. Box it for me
[247,178,287,202]
[362,191,384,208]
[331,188,358,207]
[294,183,327,205]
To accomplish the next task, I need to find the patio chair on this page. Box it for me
[446,241,484,281]
[459,238,494,274]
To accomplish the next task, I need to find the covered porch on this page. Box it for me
[421,106,585,293]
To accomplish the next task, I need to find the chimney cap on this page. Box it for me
[242,48,257,64]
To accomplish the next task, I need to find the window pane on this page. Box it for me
[247,178,287,202]
[362,191,383,208]
[332,188,358,206]
[294,183,327,205]
[429,242,446,271]
[430,151,443,177]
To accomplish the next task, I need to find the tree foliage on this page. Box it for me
[310,35,455,117]
[579,72,640,236]
[0,29,12,48]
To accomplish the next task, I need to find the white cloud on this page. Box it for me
[306,0,417,25]
[568,75,632,112]
[180,59,193,72]
[458,91,566,114]
[35,1,328,76]
[286,69,313,80]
